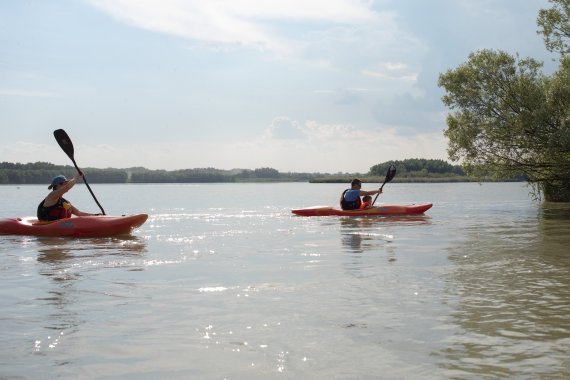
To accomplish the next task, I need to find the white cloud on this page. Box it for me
[220,0,378,21]
[384,62,407,70]
[303,120,364,141]
[361,69,418,81]
[84,0,427,100]
[361,61,418,81]
[266,117,304,139]
[86,0,380,54]
[265,117,368,142]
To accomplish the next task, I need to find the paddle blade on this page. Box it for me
[372,164,397,206]
[385,165,397,184]
[53,129,74,160]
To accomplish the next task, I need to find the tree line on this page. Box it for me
[0,159,474,185]
[0,162,329,184]
[369,159,465,177]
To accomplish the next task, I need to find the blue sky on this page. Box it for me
[0,0,557,173]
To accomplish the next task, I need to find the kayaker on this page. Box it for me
[360,195,373,209]
[340,178,382,210]
[37,173,97,221]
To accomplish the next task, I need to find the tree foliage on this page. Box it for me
[369,158,464,177]
[537,0,570,56]
[0,162,321,184]
[438,0,570,201]
[130,168,233,183]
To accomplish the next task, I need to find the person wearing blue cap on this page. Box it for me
[37,172,96,221]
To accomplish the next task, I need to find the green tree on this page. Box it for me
[438,1,570,201]
[253,167,279,179]
[537,0,570,56]
[439,50,570,200]
[369,159,464,177]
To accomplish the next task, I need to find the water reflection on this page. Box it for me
[540,202,570,220]
[440,204,570,378]
[339,215,431,254]
[32,236,148,352]
[36,236,147,262]
[538,202,570,260]
[340,218,384,254]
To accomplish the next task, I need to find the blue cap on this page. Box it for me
[48,175,68,190]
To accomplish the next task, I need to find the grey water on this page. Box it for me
[1,182,570,379]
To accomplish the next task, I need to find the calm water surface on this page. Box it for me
[1,182,570,379]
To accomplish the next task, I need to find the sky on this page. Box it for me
[0,0,558,173]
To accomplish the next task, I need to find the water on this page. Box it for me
[1,182,570,379]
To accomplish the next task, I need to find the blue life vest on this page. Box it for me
[340,189,361,210]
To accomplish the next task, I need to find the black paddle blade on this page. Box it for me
[373,164,397,206]
[53,129,74,159]
[385,165,397,183]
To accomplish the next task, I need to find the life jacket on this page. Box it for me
[340,189,361,210]
[360,201,371,209]
[37,197,72,221]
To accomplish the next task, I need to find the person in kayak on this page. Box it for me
[37,173,96,221]
[340,178,382,210]
[360,195,373,209]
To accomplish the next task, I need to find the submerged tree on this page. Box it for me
[438,0,570,201]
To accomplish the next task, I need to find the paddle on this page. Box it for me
[53,129,106,215]
[371,164,397,206]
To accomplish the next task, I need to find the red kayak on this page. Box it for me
[0,214,148,238]
[292,203,432,217]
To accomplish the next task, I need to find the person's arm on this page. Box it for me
[359,188,383,196]
[70,205,96,217]
[43,173,84,206]
[54,173,83,195]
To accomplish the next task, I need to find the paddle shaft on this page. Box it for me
[372,165,396,206]
[53,129,106,215]
[69,157,106,215]
[371,183,387,206]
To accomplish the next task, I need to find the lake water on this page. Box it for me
[1,182,570,379]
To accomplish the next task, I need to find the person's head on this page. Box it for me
[350,178,362,189]
[48,175,68,190]
[362,195,372,203]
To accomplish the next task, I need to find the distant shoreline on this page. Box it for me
[309,177,524,184]
[3,177,524,185]
[0,160,525,185]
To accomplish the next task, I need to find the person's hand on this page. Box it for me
[378,188,383,194]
